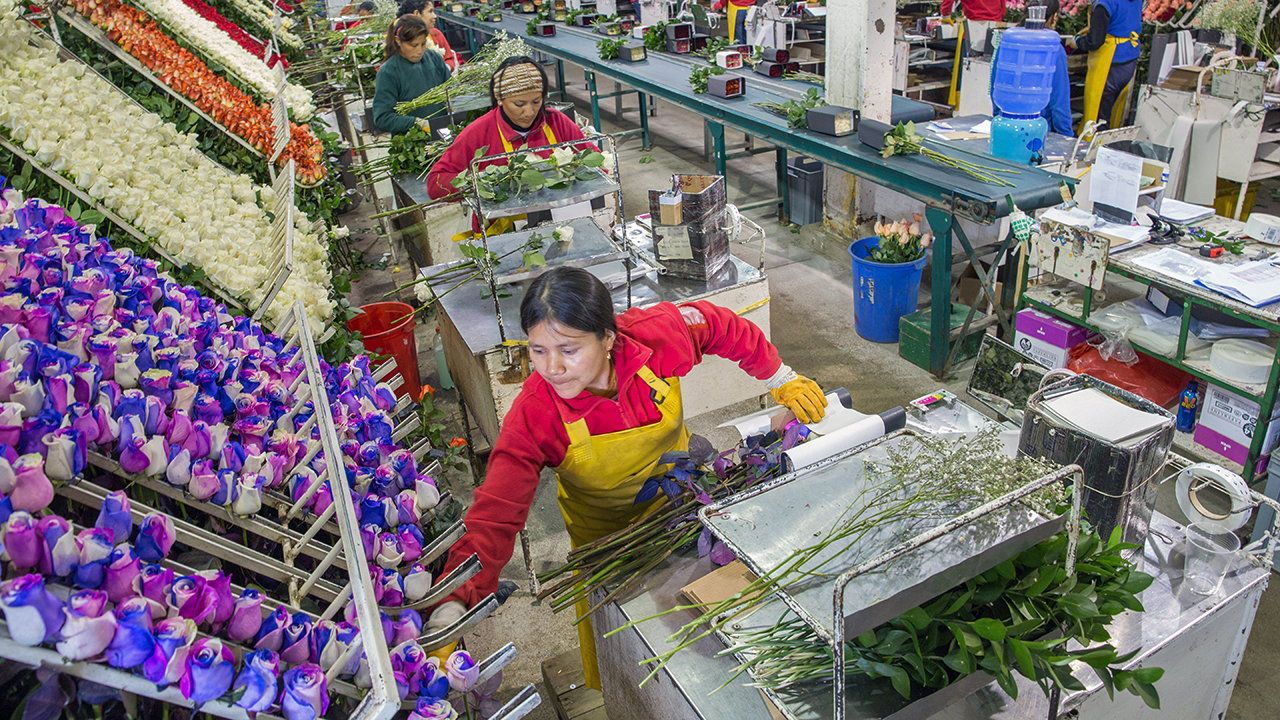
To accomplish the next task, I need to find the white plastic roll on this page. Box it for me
[1209,339,1273,386]
[783,415,888,472]
[1175,462,1252,534]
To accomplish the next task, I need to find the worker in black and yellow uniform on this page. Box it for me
[1069,0,1142,132]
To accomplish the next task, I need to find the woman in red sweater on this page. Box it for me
[429,267,827,688]
[425,56,589,224]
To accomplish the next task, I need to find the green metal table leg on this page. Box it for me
[638,92,651,149]
[775,148,789,223]
[555,60,566,101]
[466,28,477,54]
[925,207,955,378]
[708,121,726,177]
[585,71,602,132]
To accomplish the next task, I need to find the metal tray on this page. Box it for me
[486,215,626,284]
[476,169,619,220]
[700,431,1066,644]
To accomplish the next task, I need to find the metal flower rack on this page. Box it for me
[3,16,297,325]
[271,62,292,167]
[1,301,542,719]
[46,2,266,162]
[699,430,1086,720]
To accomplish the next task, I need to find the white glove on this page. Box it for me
[427,600,467,634]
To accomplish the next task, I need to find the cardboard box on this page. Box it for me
[665,22,693,39]
[761,47,789,63]
[807,105,855,136]
[1013,309,1090,369]
[666,38,691,53]
[647,175,729,280]
[534,22,555,35]
[1193,384,1280,468]
[707,74,745,98]
[618,42,646,62]
[715,50,743,69]
[755,61,786,78]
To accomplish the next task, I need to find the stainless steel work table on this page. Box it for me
[595,510,1269,720]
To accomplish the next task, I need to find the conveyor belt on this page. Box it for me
[440,10,1069,221]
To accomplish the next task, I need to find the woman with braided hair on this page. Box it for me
[425,55,589,220]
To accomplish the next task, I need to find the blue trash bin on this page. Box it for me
[850,237,928,343]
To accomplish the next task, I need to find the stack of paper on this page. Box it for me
[1158,198,1215,225]
[1196,260,1280,308]
[1039,388,1169,448]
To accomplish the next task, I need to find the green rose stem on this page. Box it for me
[881,122,1019,187]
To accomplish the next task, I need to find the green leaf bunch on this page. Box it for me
[597,37,626,60]
[689,65,725,94]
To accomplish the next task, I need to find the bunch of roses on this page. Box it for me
[0,7,334,328]
[207,0,304,51]
[175,0,288,67]
[129,0,315,118]
[68,0,326,183]
[0,497,491,712]
[0,191,441,581]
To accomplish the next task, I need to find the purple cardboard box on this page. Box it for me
[1013,309,1090,369]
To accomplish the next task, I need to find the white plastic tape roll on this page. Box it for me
[1175,462,1252,534]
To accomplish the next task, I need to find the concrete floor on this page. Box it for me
[346,64,1280,719]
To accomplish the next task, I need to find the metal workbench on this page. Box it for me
[595,504,1269,720]
[439,11,1073,377]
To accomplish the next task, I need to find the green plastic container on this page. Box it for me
[898,304,985,372]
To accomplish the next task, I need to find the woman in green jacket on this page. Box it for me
[372,15,449,134]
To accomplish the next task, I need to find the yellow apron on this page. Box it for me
[947,21,966,108]
[1080,33,1140,133]
[451,121,558,242]
[726,2,746,44]
[555,365,690,689]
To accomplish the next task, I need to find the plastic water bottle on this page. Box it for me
[991,113,1049,165]
[433,327,454,391]
[991,28,1060,115]
[1176,381,1199,433]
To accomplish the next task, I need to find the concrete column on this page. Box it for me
[636,0,666,27]
[822,0,895,231]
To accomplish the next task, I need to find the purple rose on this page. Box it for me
[359,523,379,561]
[103,544,141,604]
[134,512,175,562]
[309,619,338,670]
[414,476,440,513]
[73,527,114,589]
[49,520,79,578]
[138,563,175,606]
[36,514,70,576]
[196,570,235,628]
[280,664,330,720]
[380,569,405,609]
[417,656,450,702]
[392,609,422,648]
[359,494,386,529]
[232,648,280,713]
[310,480,333,517]
[387,449,417,486]
[179,637,236,706]
[94,490,132,544]
[391,640,429,690]
[56,589,116,660]
[0,574,64,645]
[2,511,40,569]
[43,428,84,483]
[226,587,264,643]
[398,524,425,565]
[165,446,192,487]
[231,473,263,517]
[445,649,480,692]
[210,469,237,507]
[376,532,404,569]
[395,489,420,527]
[188,459,219,501]
[168,575,218,626]
[9,453,52,513]
[106,597,156,669]
[254,605,291,652]
[280,612,314,664]
[404,564,433,603]
[409,697,459,720]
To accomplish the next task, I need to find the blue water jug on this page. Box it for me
[991,27,1060,115]
[991,113,1048,165]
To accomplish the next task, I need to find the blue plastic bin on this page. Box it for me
[850,237,927,343]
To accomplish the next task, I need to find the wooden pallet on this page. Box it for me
[541,649,608,720]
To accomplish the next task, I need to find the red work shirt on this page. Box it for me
[425,107,587,199]
[941,0,1006,22]
[439,301,783,607]
[430,28,461,71]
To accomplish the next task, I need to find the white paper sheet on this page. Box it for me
[1196,260,1280,307]
[1128,247,1219,285]
[1093,146,1143,220]
[1039,388,1169,446]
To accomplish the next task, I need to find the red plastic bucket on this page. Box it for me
[347,302,421,399]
